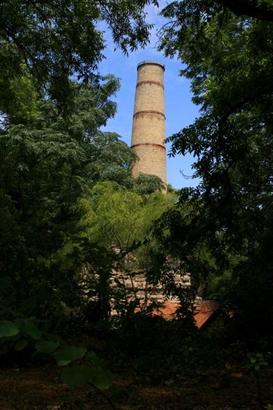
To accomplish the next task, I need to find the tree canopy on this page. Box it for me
[0,0,158,114]
[0,0,166,324]
[156,0,273,335]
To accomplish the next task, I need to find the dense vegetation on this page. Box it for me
[0,0,273,408]
[159,0,273,340]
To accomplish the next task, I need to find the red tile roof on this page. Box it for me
[152,300,220,329]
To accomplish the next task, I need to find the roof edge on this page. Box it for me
[137,61,165,71]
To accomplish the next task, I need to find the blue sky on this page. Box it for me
[98,2,200,189]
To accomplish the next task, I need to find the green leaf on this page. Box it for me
[61,365,95,388]
[16,319,42,340]
[35,340,60,354]
[58,359,72,367]
[54,346,87,366]
[61,364,112,390]
[0,321,20,338]
[14,339,28,351]
[91,367,112,390]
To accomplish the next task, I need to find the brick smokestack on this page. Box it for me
[131,61,167,186]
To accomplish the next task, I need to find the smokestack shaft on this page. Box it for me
[131,61,167,185]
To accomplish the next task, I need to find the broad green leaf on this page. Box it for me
[61,364,112,390]
[16,319,41,340]
[91,367,112,390]
[54,346,87,366]
[61,365,96,388]
[0,321,20,338]
[35,340,60,354]
[14,339,28,351]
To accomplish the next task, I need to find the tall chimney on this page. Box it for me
[131,61,167,186]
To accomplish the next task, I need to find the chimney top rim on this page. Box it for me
[137,61,165,71]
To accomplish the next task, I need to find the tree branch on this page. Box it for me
[217,0,273,22]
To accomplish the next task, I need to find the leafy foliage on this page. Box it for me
[78,181,175,320]
[0,0,159,114]
[0,321,20,338]
[80,182,171,249]
[158,0,273,337]
[35,340,60,354]
[0,318,112,390]
[61,364,112,390]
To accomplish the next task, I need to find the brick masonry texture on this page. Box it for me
[110,270,191,307]
[131,62,167,185]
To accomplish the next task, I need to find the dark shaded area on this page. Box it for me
[218,0,273,22]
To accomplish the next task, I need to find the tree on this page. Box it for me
[0,0,158,115]
[157,1,273,336]
[0,0,162,326]
[217,0,273,22]
[133,174,165,196]
[0,77,138,324]
[78,181,175,318]
[80,181,174,253]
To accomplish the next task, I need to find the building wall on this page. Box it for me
[110,270,191,307]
